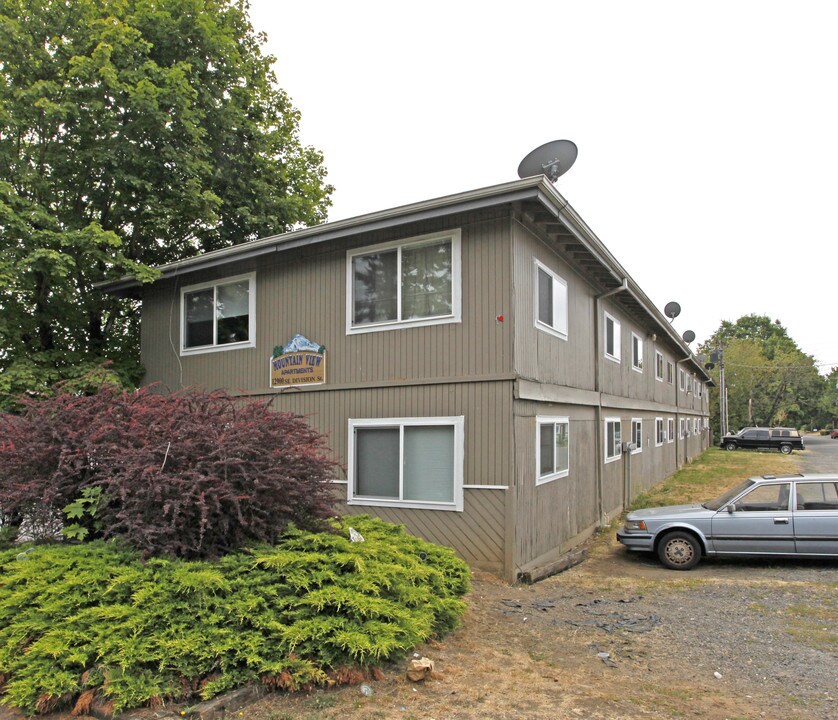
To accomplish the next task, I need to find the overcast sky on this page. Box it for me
[248,0,837,371]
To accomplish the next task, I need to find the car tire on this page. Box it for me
[724,442,737,451]
[779,444,792,455]
[657,531,702,570]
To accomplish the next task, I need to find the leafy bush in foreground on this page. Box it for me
[0,516,470,715]
[0,386,339,557]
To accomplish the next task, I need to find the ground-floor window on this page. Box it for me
[536,416,569,484]
[605,417,622,463]
[631,418,642,453]
[348,416,464,511]
[667,418,675,443]
[655,417,665,446]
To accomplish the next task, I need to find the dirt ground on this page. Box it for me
[236,530,838,720]
[4,530,836,720]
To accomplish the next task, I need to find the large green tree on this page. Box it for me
[701,315,826,433]
[0,0,332,399]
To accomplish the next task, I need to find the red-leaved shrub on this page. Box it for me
[0,387,339,558]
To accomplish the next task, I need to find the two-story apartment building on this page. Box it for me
[103,176,711,582]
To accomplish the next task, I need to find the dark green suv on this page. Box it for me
[720,427,804,455]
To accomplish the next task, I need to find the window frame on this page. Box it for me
[655,417,665,446]
[655,351,664,382]
[604,312,621,363]
[630,418,643,454]
[347,416,465,511]
[180,272,256,356]
[346,229,462,335]
[668,417,675,443]
[667,361,674,384]
[631,333,643,373]
[533,260,569,341]
[536,415,570,485]
[605,417,622,463]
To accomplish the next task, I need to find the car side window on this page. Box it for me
[795,482,838,510]
[742,430,757,439]
[734,483,791,511]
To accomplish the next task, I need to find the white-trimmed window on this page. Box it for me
[631,333,643,373]
[630,418,642,454]
[534,260,568,340]
[667,361,674,384]
[667,417,675,443]
[679,369,686,391]
[181,273,255,355]
[604,312,621,363]
[655,417,665,446]
[605,417,622,462]
[347,230,461,333]
[348,417,464,511]
[680,418,687,438]
[536,416,570,484]
[655,351,664,381]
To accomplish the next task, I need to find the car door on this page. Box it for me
[711,482,795,554]
[793,481,838,555]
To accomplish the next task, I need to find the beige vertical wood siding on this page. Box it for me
[141,209,514,393]
[511,221,597,390]
[512,401,598,568]
[138,208,517,573]
[137,201,712,580]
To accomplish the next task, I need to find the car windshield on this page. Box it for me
[703,478,755,510]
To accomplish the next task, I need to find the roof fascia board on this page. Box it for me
[96,179,546,293]
[535,183,711,382]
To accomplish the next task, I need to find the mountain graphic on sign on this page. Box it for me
[281,334,325,354]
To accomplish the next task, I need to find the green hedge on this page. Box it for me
[0,516,470,715]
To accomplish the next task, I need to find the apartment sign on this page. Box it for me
[270,335,326,388]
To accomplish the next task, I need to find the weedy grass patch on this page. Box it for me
[629,447,799,510]
[0,516,469,715]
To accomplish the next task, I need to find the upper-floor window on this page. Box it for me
[534,260,568,340]
[655,417,665,446]
[347,416,464,511]
[605,417,622,462]
[631,333,643,372]
[667,361,674,384]
[347,230,461,334]
[604,312,621,363]
[181,273,255,355]
[655,351,664,381]
[679,369,686,391]
[536,416,570,484]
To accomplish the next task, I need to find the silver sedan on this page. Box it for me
[617,474,838,570]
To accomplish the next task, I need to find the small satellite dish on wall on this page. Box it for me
[664,301,681,321]
[682,330,696,344]
[517,140,578,182]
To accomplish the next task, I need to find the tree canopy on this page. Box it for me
[0,0,332,401]
[700,315,828,432]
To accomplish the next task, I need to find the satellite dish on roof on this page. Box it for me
[664,301,681,321]
[682,330,696,344]
[517,140,578,182]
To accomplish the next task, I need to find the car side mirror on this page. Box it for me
[727,504,735,514]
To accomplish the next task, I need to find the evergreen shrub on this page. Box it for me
[0,516,470,715]
[0,386,339,557]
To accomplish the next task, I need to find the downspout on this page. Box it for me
[594,278,628,525]
[675,354,692,467]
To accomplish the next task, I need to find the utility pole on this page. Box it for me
[711,346,728,437]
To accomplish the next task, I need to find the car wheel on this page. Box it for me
[724,442,737,451]
[779,443,792,455]
[657,531,701,570]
